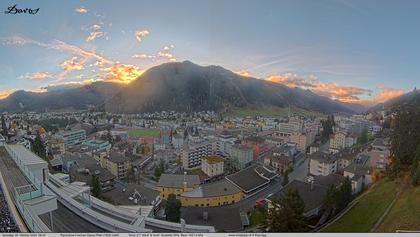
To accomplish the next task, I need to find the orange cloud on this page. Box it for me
[0,90,11,99]
[373,86,404,103]
[266,73,372,103]
[75,6,88,14]
[236,70,251,77]
[135,30,150,42]
[60,57,84,71]
[21,72,52,80]
[103,64,144,83]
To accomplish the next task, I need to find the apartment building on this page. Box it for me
[201,155,224,178]
[58,129,87,146]
[309,151,338,176]
[182,140,214,170]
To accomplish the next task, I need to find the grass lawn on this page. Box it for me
[323,178,398,232]
[377,184,420,232]
[249,207,267,226]
[128,129,160,138]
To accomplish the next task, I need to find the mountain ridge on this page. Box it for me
[0,61,364,114]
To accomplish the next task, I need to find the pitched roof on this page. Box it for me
[226,165,276,193]
[268,180,328,214]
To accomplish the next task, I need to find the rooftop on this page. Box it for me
[108,152,129,164]
[268,180,327,214]
[203,155,224,164]
[226,165,274,193]
[157,174,200,188]
[181,179,241,198]
[310,151,336,164]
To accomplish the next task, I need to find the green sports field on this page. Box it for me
[128,129,160,138]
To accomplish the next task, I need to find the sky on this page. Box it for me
[0,0,419,106]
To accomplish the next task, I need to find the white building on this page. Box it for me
[58,129,86,146]
[201,155,224,178]
[182,140,215,170]
[309,151,337,176]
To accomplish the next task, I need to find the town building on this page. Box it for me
[100,152,132,179]
[230,144,253,170]
[182,140,214,170]
[58,129,87,146]
[201,155,224,178]
[309,151,338,176]
[179,179,243,207]
[157,173,200,199]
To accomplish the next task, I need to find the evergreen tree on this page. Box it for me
[266,188,307,232]
[282,170,289,186]
[165,194,181,222]
[337,177,353,211]
[1,115,7,136]
[411,142,420,186]
[358,128,369,145]
[323,184,340,214]
[32,133,46,160]
[92,175,101,197]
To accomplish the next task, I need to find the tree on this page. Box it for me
[266,188,307,232]
[92,175,101,197]
[337,177,353,211]
[32,133,46,160]
[411,142,420,186]
[321,116,334,143]
[165,194,181,222]
[282,170,289,186]
[154,160,165,179]
[323,184,340,214]
[1,115,7,136]
[106,128,114,145]
[358,128,369,145]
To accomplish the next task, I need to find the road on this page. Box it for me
[289,157,309,182]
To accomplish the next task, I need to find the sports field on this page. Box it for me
[128,129,160,138]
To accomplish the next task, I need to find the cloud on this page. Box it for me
[102,64,144,83]
[86,31,105,42]
[373,86,404,103]
[0,90,11,99]
[135,30,150,42]
[235,70,251,77]
[41,79,104,92]
[20,72,52,80]
[132,53,156,59]
[75,6,88,14]
[60,57,85,71]
[266,73,318,88]
[266,73,372,103]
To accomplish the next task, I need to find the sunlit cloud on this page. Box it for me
[135,30,150,42]
[86,31,105,42]
[266,73,372,104]
[102,64,144,83]
[373,86,404,103]
[75,6,88,14]
[0,90,12,99]
[132,53,156,59]
[60,57,84,71]
[235,70,251,77]
[20,72,52,80]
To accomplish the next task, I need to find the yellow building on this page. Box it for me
[179,179,243,207]
[157,174,200,199]
[201,155,224,178]
[100,152,132,179]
